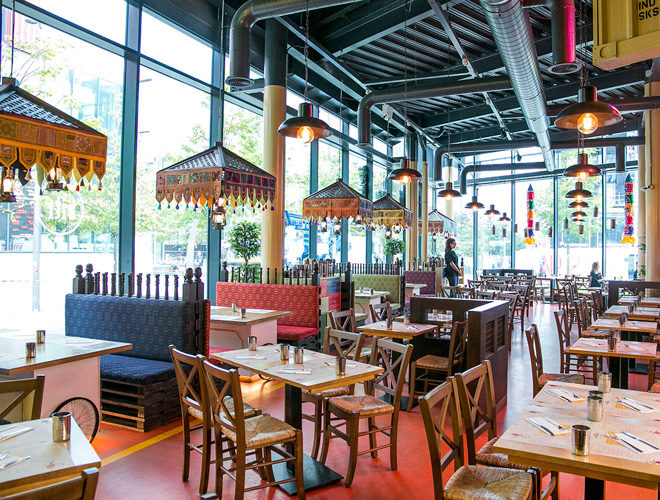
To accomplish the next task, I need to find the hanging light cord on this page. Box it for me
[303,0,309,102]
[10,0,16,78]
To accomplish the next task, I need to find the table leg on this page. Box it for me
[584,477,605,500]
[271,384,343,494]
[609,356,629,390]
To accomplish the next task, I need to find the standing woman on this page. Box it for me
[444,238,462,289]
[589,262,603,288]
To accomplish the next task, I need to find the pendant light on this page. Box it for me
[492,224,496,235]
[555,85,621,135]
[277,6,332,144]
[571,210,586,220]
[485,204,500,217]
[502,227,507,238]
[0,166,16,203]
[563,152,601,181]
[389,158,421,185]
[319,219,328,233]
[45,163,65,192]
[438,181,461,200]
[498,212,511,222]
[565,181,592,202]
[610,219,616,230]
[568,200,589,210]
[464,194,485,211]
[211,205,226,230]
[333,220,342,235]
[385,227,393,239]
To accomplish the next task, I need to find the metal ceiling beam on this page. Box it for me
[420,65,647,129]
[428,0,507,131]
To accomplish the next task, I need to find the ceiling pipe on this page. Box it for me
[460,163,546,194]
[226,0,362,88]
[546,96,660,116]
[479,0,554,170]
[356,76,511,148]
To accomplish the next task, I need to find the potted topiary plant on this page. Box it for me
[384,238,406,262]
[228,221,261,281]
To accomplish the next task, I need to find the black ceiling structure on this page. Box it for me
[150,0,649,156]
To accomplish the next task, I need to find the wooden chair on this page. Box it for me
[590,290,604,318]
[169,346,259,495]
[320,338,413,487]
[328,308,357,332]
[369,301,389,323]
[454,360,558,500]
[301,327,364,460]
[525,324,585,396]
[0,375,45,424]
[554,310,599,384]
[574,298,609,339]
[2,467,99,500]
[467,280,484,290]
[406,320,468,412]
[419,380,535,500]
[455,286,476,299]
[200,360,305,500]
[499,292,521,352]
[476,290,497,300]
[648,353,660,392]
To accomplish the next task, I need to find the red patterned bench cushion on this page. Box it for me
[215,282,319,329]
[276,326,319,341]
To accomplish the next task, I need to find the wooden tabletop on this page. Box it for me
[618,297,639,305]
[357,321,436,340]
[590,318,658,334]
[354,290,390,299]
[212,347,382,394]
[0,333,132,376]
[640,298,660,308]
[493,381,660,490]
[0,418,101,495]
[565,337,657,360]
[210,306,292,325]
[405,283,427,289]
[603,305,631,317]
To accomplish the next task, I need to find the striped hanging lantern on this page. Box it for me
[610,218,616,229]
[564,217,569,229]
[502,227,507,238]
[548,227,553,238]
[524,184,536,244]
[514,223,518,233]
[492,224,496,235]
[579,224,584,235]
[621,174,635,244]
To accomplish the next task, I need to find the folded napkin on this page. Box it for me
[0,455,31,470]
[527,417,569,436]
[278,368,312,375]
[64,339,97,344]
[548,388,585,403]
[235,355,267,360]
[608,431,659,454]
[324,361,358,368]
[246,309,275,314]
[0,426,33,442]
[616,397,656,413]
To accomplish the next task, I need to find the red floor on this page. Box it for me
[93,303,656,499]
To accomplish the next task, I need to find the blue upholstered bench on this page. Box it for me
[65,294,205,431]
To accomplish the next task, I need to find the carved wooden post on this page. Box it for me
[165,275,170,300]
[219,261,229,282]
[102,272,108,295]
[231,267,235,282]
[94,272,100,295]
[274,268,278,285]
[128,273,134,298]
[84,264,94,294]
[182,268,195,302]
[155,274,160,300]
[111,273,117,296]
[146,274,151,299]
[194,267,204,300]
[119,273,125,297]
[136,273,142,298]
[72,265,85,294]
[174,275,179,300]
[311,263,320,287]
[266,268,270,284]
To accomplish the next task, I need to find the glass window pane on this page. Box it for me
[141,10,212,82]
[33,0,126,42]
[0,14,123,328]
[476,184,511,271]
[319,109,340,131]
[514,179,554,276]
[605,171,638,279]
[316,143,341,261]
[448,200,474,279]
[135,67,209,276]
[285,137,310,265]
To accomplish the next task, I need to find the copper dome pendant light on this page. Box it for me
[566,181,592,202]
[464,194,485,211]
[563,152,601,181]
[277,6,331,144]
[438,181,461,200]
[389,158,421,186]
[555,85,621,135]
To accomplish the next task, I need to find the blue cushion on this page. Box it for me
[65,294,197,362]
[100,354,175,385]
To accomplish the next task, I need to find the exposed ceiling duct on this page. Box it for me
[356,76,512,148]
[226,0,362,88]
[479,0,555,170]
[460,163,546,194]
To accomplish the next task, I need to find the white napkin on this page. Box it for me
[617,397,656,413]
[527,417,569,436]
[246,309,275,314]
[0,427,32,442]
[65,338,97,344]
[235,355,266,360]
[278,368,312,375]
[609,432,659,454]
[548,388,585,403]
[324,361,358,368]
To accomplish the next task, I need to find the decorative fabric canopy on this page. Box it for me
[156,142,276,209]
[424,209,456,234]
[372,194,412,228]
[302,178,373,221]
[0,77,108,187]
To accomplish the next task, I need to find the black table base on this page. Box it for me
[584,477,605,500]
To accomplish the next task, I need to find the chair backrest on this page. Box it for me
[200,360,244,438]
[369,301,389,323]
[329,308,357,332]
[455,287,475,299]
[554,309,571,358]
[581,298,593,327]
[0,375,45,422]
[369,338,413,415]
[418,380,463,500]
[323,327,364,361]
[446,320,469,377]
[476,290,496,300]
[169,345,207,421]
[2,467,99,500]
[591,291,603,317]
[453,360,497,465]
[467,280,484,290]
[525,324,544,396]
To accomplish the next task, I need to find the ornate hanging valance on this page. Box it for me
[423,209,456,234]
[156,142,276,209]
[372,194,412,228]
[303,178,373,222]
[0,77,107,188]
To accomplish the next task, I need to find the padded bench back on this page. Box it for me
[215,282,319,328]
[65,294,199,362]
[351,274,403,305]
[404,270,436,295]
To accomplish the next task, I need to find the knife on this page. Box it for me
[623,397,654,411]
[621,431,659,451]
[614,435,644,454]
[0,427,33,442]
[617,399,643,412]
[528,418,555,436]
[0,456,31,470]
[542,416,566,430]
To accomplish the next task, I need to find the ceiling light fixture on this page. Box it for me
[498,212,511,222]
[565,181,592,202]
[485,204,500,217]
[555,85,622,135]
[438,181,461,200]
[563,152,601,181]
[464,194,485,211]
[389,158,421,185]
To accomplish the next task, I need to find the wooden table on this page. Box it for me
[0,332,131,419]
[494,381,660,499]
[209,306,292,350]
[0,417,101,496]
[394,313,452,332]
[603,305,632,317]
[404,283,427,302]
[589,318,658,334]
[618,296,639,306]
[640,297,660,308]
[353,290,389,317]
[213,347,382,493]
[357,320,436,341]
[565,337,657,389]
[535,276,561,302]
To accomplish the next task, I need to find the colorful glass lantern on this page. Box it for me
[524,184,536,244]
[621,173,635,244]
